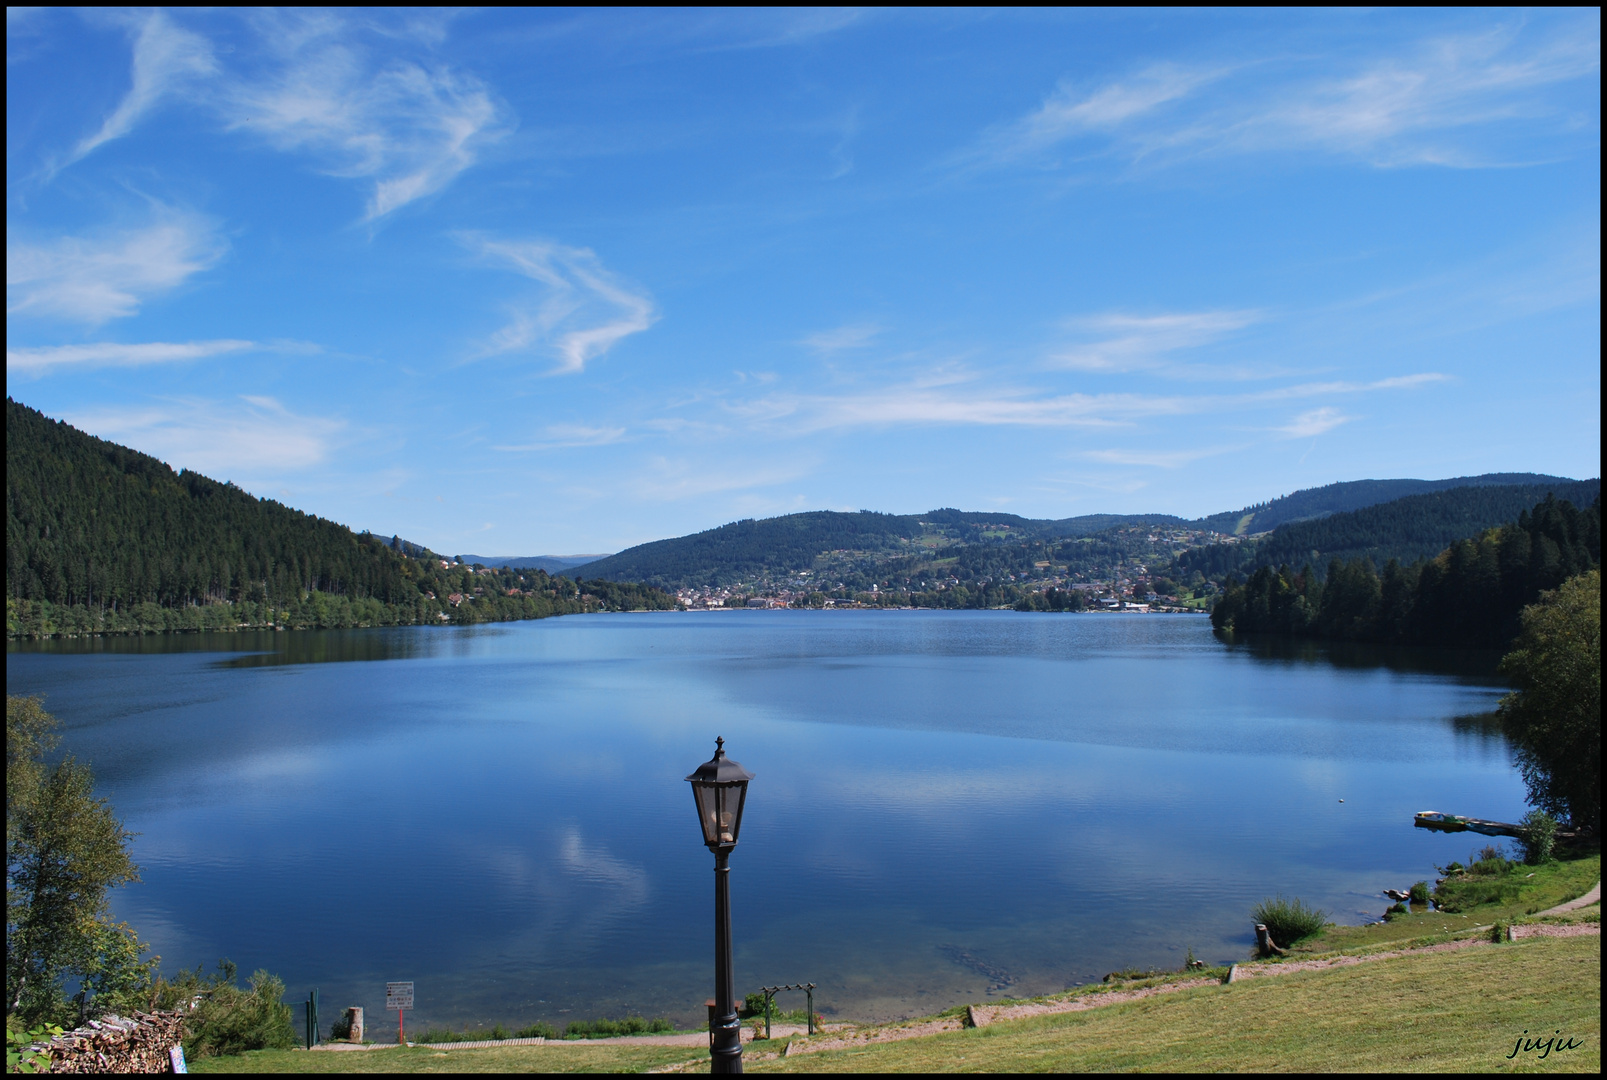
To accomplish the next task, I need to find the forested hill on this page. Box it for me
[1192,473,1579,536]
[5,398,674,637]
[576,511,924,588]
[1247,479,1601,572]
[573,509,1186,589]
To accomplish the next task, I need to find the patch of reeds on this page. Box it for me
[562,1016,673,1038]
[1251,895,1328,945]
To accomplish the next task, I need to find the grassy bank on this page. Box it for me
[754,934,1598,1073]
[188,932,1599,1073]
[1298,849,1599,953]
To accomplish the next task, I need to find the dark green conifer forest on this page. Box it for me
[1210,493,1601,649]
[6,398,675,637]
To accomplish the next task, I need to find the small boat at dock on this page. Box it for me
[1414,811,1524,838]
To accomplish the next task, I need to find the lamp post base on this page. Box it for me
[710,1010,743,1073]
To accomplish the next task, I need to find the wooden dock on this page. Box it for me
[1413,811,1524,838]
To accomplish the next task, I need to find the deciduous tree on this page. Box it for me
[1497,571,1601,829]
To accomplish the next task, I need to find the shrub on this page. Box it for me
[1518,809,1558,865]
[157,963,297,1059]
[1409,881,1430,903]
[1384,903,1409,920]
[1250,895,1328,945]
[7,1019,64,1074]
[1497,570,1600,830]
[328,1012,352,1041]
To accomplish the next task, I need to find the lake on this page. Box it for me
[5,611,1523,1032]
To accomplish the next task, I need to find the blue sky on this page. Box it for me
[7,8,1600,555]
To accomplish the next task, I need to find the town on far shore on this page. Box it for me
[674,525,1238,612]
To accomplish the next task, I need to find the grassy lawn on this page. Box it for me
[753,934,1599,1073]
[186,1043,705,1074]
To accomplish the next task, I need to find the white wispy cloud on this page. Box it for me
[6,209,226,324]
[1245,373,1450,402]
[223,15,511,221]
[719,369,1446,435]
[1084,446,1239,468]
[44,11,509,220]
[965,21,1599,172]
[62,11,217,168]
[6,338,253,374]
[801,322,882,354]
[1052,310,1261,374]
[492,424,628,452]
[731,383,1186,432]
[469,236,657,374]
[1277,407,1353,438]
[1258,25,1601,166]
[63,396,343,475]
[971,64,1224,166]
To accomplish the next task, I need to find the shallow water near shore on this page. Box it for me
[7,611,1524,1031]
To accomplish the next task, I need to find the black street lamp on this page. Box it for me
[686,737,754,1074]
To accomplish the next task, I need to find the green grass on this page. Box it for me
[1298,850,1598,954]
[751,934,1599,1073]
[186,1042,704,1073]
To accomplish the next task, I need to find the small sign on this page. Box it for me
[386,982,414,1010]
[169,1045,188,1073]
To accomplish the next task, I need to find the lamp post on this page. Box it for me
[686,737,754,1074]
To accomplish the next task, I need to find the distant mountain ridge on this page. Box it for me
[576,474,1587,591]
[456,553,610,573]
[1191,473,1580,535]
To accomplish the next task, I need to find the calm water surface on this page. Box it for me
[6,611,1521,1030]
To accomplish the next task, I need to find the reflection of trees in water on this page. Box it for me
[1213,628,1503,679]
[8,625,517,668]
[1450,712,1507,739]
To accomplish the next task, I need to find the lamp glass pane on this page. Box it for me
[684,784,710,842]
[692,783,720,846]
[727,783,748,842]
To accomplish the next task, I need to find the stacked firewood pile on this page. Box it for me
[29,1011,185,1073]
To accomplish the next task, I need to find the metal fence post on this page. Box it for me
[806,987,814,1035]
[311,988,319,1047]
